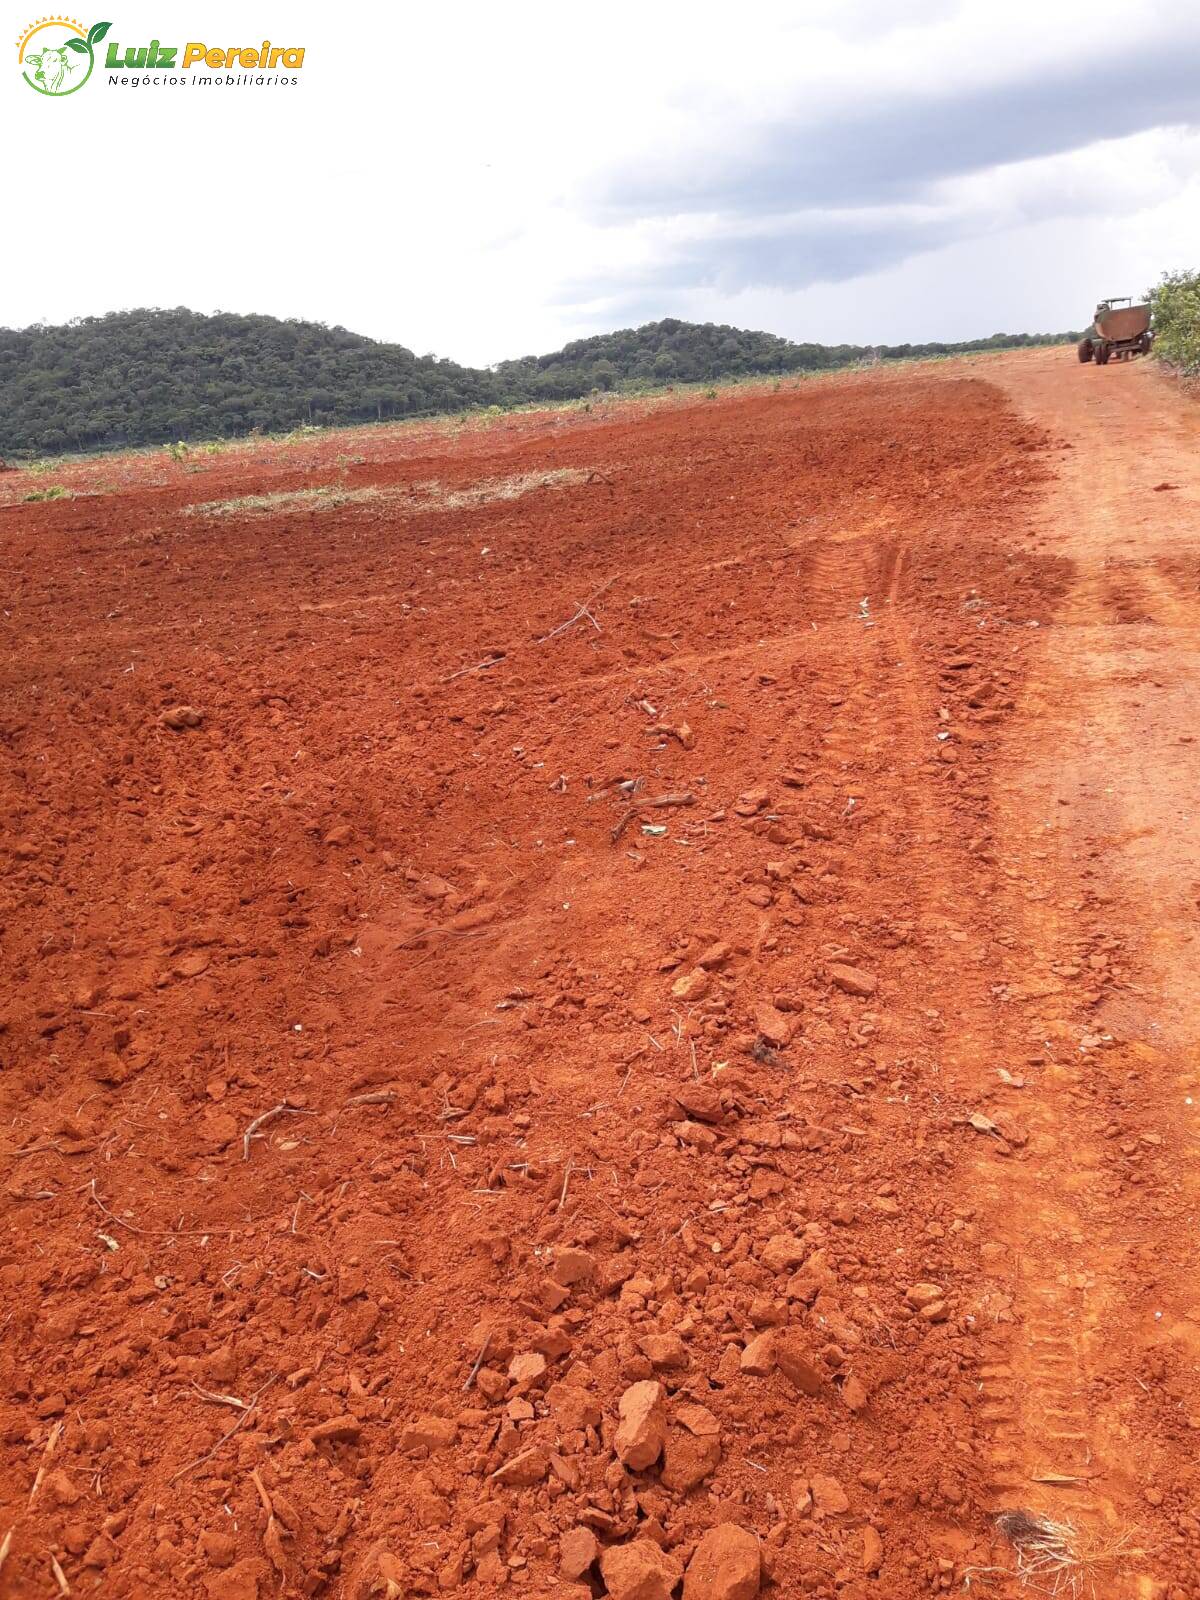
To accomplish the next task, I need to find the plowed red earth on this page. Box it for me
[3,350,1200,1600]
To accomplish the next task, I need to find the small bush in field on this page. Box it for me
[1148,270,1200,374]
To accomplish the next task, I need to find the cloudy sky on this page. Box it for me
[5,0,1200,362]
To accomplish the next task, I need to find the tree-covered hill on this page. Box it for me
[495,318,1076,400]
[0,307,1079,457]
[0,309,500,457]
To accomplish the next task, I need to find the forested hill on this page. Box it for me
[0,309,496,457]
[495,322,1073,393]
[0,307,1078,456]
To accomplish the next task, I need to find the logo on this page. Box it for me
[17,20,306,92]
[18,16,110,95]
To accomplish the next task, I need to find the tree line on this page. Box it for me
[0,307,1081,457]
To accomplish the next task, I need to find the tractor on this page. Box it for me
[1078,298,1152,365]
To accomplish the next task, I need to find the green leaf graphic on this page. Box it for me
[87,21,112,44]
[65,37,89,51]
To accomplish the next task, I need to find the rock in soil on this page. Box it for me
[159,704,203,730]
[683,1523,761,1600]
[600,1539,683,1600]
[775,1334,826,1396]
[560,1526,600,1580]
[829,962,877,996]
[614,1380,668,1469]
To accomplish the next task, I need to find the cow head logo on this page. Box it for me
[18,17,110,95]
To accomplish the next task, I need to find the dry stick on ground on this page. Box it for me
[250,1465,288,1574]
[242,1102,313,1162]
[87,1178,238,1239]
[442,654,504,684]
[610,807,636,845]
[462,1333,491,1392]
[50,1554,70,1598]
[250,1468,273,1516]
[27,1421,63,1508]
[537,574,619,643]
[344,1091,397,1107]
[169,1376,278,1484]
[190,1382,248,1411]
[0,1528,11,1575]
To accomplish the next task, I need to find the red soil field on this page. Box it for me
[2,350,1199,1600]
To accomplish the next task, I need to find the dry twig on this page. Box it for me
[250,1467,274,1516]
[610,807,636,844]
[28,1422,63,1509]
[243,1101,313,1161]
[250,1467,288,1575]
[443,654,504,683]
[169,1376,277,1483]
[87,1179,236,1238]
[462,1333,491,1392]
[537,575,618,643]
[190,1382,248,1411]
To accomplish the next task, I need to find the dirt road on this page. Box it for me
[1,350,1198,1599]
[971,352,1200,1596]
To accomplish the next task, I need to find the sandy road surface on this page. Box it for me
[0,352,1198,1599]
[973,352,1200,1597]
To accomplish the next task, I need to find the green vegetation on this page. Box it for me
[0,306,1080,458]
[1148,270,1200,375]
[22,484,72,502]
[494,321,1076,400]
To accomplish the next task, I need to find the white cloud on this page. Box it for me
[2,0,1198,361]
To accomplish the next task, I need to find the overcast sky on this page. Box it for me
[5,0,1200,362]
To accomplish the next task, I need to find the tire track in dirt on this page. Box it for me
[797,519,1093,1579]
[872,529,1114,1550]
[965,351,1200,1598]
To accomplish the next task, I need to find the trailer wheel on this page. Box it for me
[1094,342,1110,366]
[1077,338,1093,363]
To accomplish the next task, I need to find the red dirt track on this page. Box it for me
[3,352,1200,1599]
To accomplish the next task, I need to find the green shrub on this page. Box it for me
[1148,270,1200,374]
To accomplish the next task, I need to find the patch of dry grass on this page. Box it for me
[963,1510,1132,1599]
[182,485,384,518]
[429,467,590,510]
[182,467,593,520]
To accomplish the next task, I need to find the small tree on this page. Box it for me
[1148,270,1200,374]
